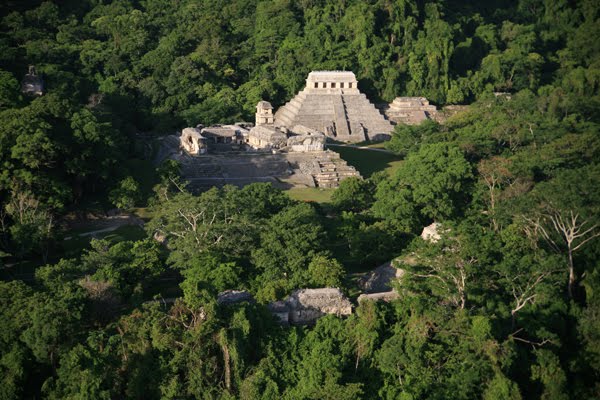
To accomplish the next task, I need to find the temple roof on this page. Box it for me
[257,100,273,109]
[307,70,356,81]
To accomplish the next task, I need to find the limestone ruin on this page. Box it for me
[217,290,254,305]
[268,288,352,325]
[420,222,443,243]
[215,288,353,325]
[384,97,438,125]
[356,261,404,303]
[180,127,207,155]
[357,261,404,293]
[255,100,274,126]
[169,90,361,189]
[275,71,393,142]
[21,65,44,96]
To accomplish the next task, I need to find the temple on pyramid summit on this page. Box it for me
[274,71,393,142]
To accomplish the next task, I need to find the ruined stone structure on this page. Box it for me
[268,288,352,325]
[21,65,44,96]
[357,291,400,303]
[180,127,207,155]
[356,260,404,303]
[247,125,287,149]
[420,222,443,243]
[217,290,254,305]
[163,148,359,191]
[384,97,438,125]
[255,101,274,126]
[200,125,247,146]
[286,125,325,152]
[358,261,404,294]
[275,71,393,142]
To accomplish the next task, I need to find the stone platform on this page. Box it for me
[158,135,360,191]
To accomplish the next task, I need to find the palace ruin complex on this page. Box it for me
[160,70,463,191]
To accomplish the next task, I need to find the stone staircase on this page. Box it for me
[312,154,361,188]
[274,91,392,142]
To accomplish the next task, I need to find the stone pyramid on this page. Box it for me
[274,71,393,143]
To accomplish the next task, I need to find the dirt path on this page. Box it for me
[64,214,145,240]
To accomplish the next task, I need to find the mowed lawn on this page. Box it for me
[286,187,335,203]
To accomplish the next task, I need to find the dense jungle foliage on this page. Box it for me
[1,0,599,399]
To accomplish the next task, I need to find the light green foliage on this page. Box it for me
[531,349,569,400]
[307,255,344,287]
[180,254,242,308]
[109,176,141,209]
[251,202,329,300]
[385,119,443,157]
[331,176,374,212]
[373,142,472,226]
[483,374,522,400]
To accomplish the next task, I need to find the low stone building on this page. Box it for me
[201,125,248,145]
[358,261,404,294]
[384,97,438,125]
[357,291,400,303]
[356,261,404,303]
[268,288,352,325]
[180,127,207,155]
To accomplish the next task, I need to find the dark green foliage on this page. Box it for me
[0,1,600,399]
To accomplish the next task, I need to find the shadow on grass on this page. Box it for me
[328,146,403,178]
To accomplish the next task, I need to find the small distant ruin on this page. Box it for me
[268,288,352,325]
[217,290,254,305]
[358,261,404,293]
[357,261,403,303]
[384,97,438,125]
[215,288,352,325]
[420,222,444,243]
[21,65,44,96]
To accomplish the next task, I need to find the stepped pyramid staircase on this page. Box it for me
[275,88,393,143]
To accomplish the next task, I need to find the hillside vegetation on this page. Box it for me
[0,1,599,399]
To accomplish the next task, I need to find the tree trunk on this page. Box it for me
[568,248,575,299]
[511,311,516,330]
